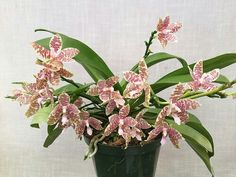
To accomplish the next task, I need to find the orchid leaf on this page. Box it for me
[166,119,213,153]
[186,139,214,176]
[31,106,53,126]
[43,126,63,148]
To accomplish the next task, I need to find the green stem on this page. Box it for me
[143,30,157,58]
[186,79,236,100]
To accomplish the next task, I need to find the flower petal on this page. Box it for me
[138,59,148,81]
[105,76,119,87]
[170,84,184,102]
[48,105,63,125]
[168,128,182,148]
[88,117,103,130]
[119,105,130,118]
[176,99,200,111]
[32,42,50,59]
[123,116,137,127]
[87,85,99,96]
[104,114,119,136]
[57,48,79,62]
[123,71,142,83]
[191,60,203,80]
[123,83,143,99]
[144,84,151,107]
[49,34,62,57]
[58,93,70,106]
[105,100,116,115]
[202,69,220,83]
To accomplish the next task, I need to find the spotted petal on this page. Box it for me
[105,76,119,87]
[139,59,148,81]
[123,83,143,99]
[170,84,184,102]
[123,71,142,84]
[202,69,220,83]
[88,117,103,130]
[32,42,50,59]
[58,93,70,106]
[104,114,119,136]
[57,48,79,62]
[119,105,130,118]
[190,60,203,80]
[135,111,151,129]
[49,34,62,56]
[168,128,182,148]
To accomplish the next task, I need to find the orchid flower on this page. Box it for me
[87,76,125,115]
[87,76,119,101]
[105,91,125,115]
[188,60,220,91]
[32,34,79,62]
[32,34,79,85]
[147,120,182,148]
[48,93,80,126]
[157,16,182,47]
[130,110,151,141]
[104,105,137,146]
[123,59,151,107]
[159,84,200,125]
[36,66,73,86]
[73,111,103,137]
[13,79,53,117]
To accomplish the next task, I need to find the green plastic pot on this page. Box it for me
[86,138,161,177]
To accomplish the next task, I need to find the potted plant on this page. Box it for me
[7,16,236,177]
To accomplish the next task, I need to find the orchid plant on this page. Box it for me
[8,16,236,176]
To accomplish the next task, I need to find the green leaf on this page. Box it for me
[43,126,63,148]
[31,106,53,126]
[186,139,214,176]
[166,119,213,153]
[186,122,214,157]
[47,124,57,134]
[30,123,40,128]
[152,53,236,93]
[35,29,122,92]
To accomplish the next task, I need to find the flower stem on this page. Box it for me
[143,30,157,58]
[186,79,236,100]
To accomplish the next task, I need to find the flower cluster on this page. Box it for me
[10,16,232,154]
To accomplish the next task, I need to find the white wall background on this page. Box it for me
[0,0,236,177]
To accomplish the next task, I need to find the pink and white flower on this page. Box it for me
[130,110,151,141]
[104,105,137,146]
[157,16,182,47]
[87,76,125,115]
[73,111,103,137]
[48,93,80,125]
[155,84,200,125]
[32,34,79,62]
[123,59,151,107]
[147,120,182,148]
[13,79,54,117]
[32,34,79,85]
[188,60,220,91]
